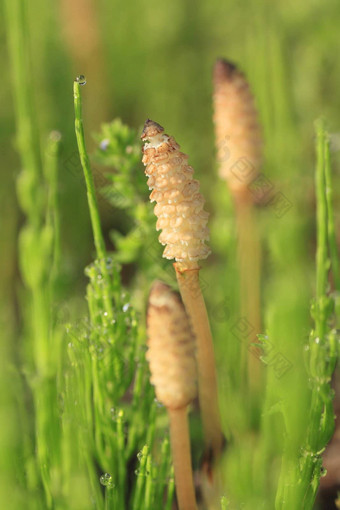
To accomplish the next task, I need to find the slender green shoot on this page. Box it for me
[44,131,62,288]
[298,119,338,507]
[315,120,329,319]
[5,1,63,508]
[324,130,340,292]
[73,77,113,320]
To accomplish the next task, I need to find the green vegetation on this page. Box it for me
[1,0,339,509]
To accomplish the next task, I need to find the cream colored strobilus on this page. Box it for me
[141,120,224,461]
[141,119,210,263]
[213,59,262,201]
[213,59,263,390]
[146,281,198,510]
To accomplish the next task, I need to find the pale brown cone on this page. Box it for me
[146,281,197,409]
[141,120,211,263]
[213,59,263,195]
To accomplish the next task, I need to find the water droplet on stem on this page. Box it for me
[75,75,86,85]
[100,473,114,488]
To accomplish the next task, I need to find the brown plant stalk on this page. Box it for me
[141,120,223,459]
[146,281,198,510]
[213,59,263,389]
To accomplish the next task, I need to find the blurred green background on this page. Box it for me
[2,0,340,324]
[1,0,340,508]
[2,0,340,325]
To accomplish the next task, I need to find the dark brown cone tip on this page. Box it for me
[213,58,242,84]
[141,119,164,140]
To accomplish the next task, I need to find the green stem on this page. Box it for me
[4,0,42,226]
[5,2,61,507]
[324,132,340,292]
[298,120,337,508]
[105,487,116,510]
[165,469,175,510]
[73,80,106,263]
[315,119,329,333]
[73,80,113,320]
[132,445,149,510]
[44,132,62,289]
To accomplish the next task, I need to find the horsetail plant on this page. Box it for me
[5,0,63,506]
[324,126,340,293]
[213,59,262,195]
[141,120,224,462]
[146,281,198,510]
[74,76,113,322]
[213,59,263,390]
[297,120,338,507]
[4,0,340,508]
[73,84,177,509]
[273,120,339,509]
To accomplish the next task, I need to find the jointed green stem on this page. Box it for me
[315,120,329,335]
[73,80,113,320]
[5,0,42,227]
[324,131,340,292]
[105,486,116,510]
[5,1,62,507]
[45,132,62,289]
[299,120,337,507]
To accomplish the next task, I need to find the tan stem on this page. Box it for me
[234,194,262,391]
[174,263,223,458]
[168,407,198,510]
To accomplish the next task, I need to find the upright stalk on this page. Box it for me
[299,119,336,508]
[234,195,262,389]
[146,281,199,510]
[141,120,223,464]
[169,408,198,510]
[213,59,263,395]
[5,1,62,506]
[175,263,223,458]
[45,131,62,288]
[73,78,113,321]
[315,121,329,336]
[278,119,338,508]
[324,132,340,292]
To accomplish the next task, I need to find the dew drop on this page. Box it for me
[75,74,86,85]
[123,303,130,313]
[100,473,114,488]
[100,139,110,151]
[154,398,164,408]
[106,257,113,269]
